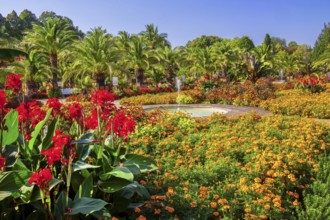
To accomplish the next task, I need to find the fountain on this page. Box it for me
[144,76,229,117]
[176,77,181,110]
[278,69,285,82]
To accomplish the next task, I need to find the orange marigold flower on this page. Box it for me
[259,214,268,219]
[210,202,217,209]
[217,198,228,205]
[136,215,146,220]
[264,204,271,210]
[213,194,220,200]
[184,194,191,199]
[154,209,161,215]
[213,211,220,216]
[190,202,198,208]
[140,180,147,185]
[165,206,175,213]
[292,199,299,206]
[244,208,251,213]
[134,207,141,213]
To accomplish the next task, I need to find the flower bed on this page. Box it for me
[120,90,203,106]
[260,90,330,119]
[129,112,330,219]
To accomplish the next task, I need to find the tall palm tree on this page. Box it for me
[210,40,239,78]
[157,46,180,86]
[241,45,272,82]
[24,18,77,87]
[140,24,170,49]
[66,27,117,87]
[126,35,160,86]
[113,31,133,84]
[181,47,213,76]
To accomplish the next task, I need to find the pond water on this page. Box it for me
[145,106,229,117]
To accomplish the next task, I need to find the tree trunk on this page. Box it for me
[49,53,58,88]
[135,68,144,86]
[94,73,105,88]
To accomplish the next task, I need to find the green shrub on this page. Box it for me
[176,94,193,104]
[48,87,62,98]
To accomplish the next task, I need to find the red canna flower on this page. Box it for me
[0,90,7,110]
[5,74,22,93]
[84,108,98,130]
[91,90,115,108]
[17,101,46,128]
[69,102,83,120]
[107,112,136,138]
[0,157,6,169]
[52,129,71,148]
[28,168,53,190]
[41,130,71,165]
[46,98,62,116]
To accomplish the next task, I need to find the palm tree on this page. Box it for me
[210,40,239,78]
[157,46,180,86]
[113,31,133,84]
[24,18,77,87]
[181,47,213,77]
[126,35,160,86]
[241,45,272,82]
[140,24,170,49]
[66,27,117,87]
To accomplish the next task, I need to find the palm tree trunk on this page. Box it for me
[135,68,144,86]
[50,53,58,88]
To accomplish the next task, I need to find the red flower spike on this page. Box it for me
[91,90,115,108]
[0,90,7,110]
[69,102,83,120]
[5,74,22,93]
[0,157,6,169]
[46,98,62,116]
[28,168,53,190]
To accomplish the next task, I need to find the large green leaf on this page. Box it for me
[74,173,93,201]
[75,133,94,160]
[2,145,18,167]
[0,170,31,200]
[55,191,72,220]
[72,161,100,172]
[1,110,18,146]
[98,176,132,193]
[41,117,58,150]
[100,167,134,182]
[49,178,63,190]
[69,197,107,216]
[123,154,158,174]
[28,108,52,156]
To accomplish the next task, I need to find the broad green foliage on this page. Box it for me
[0,104,157,219]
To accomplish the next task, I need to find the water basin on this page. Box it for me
[145,106,229,117]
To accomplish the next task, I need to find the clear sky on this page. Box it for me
[1,0,330,48]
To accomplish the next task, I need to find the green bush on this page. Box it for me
[48,87,62,98]
[176,94,194,104]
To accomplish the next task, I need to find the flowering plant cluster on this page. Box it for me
[129,112,330,219]
[260,89,330,119]
[0,74,157,220]
[296,74,327,93]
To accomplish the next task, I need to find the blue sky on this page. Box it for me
[1,0,330,47]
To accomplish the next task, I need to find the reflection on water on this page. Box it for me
[145,107,228,117]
